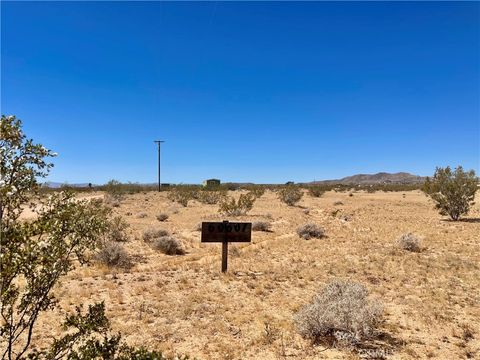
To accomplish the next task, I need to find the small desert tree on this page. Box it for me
[422,166,478,221]
[0,116,175,359]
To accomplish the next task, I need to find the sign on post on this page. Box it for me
[201,221,252,272]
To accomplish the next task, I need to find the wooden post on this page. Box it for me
[222,220,229,272]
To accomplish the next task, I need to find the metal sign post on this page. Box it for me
[201,220,252,273]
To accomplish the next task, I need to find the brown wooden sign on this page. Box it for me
[201,221,252,243]
[201,221,252,272]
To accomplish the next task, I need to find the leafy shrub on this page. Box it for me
[218,193,256,216]
[297,223,325,239]
[142,227,169,242]
[107,216,129,242]
[396,233,421,252]
[422,166,478,221]
[248,186,266,199]
[152,236,185,255]
[278,185,303,206]
[252,221,271,232]
[294,280,383,345]
[96,242,132,268]
[308,186,326,198]
[197,190,227,204]
[167,187,196,207]
[156,213,169,222]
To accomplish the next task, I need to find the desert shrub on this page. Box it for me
[142,227,169,242]
[218,192,256,216]
[137,212,148,218]
[308,186,326,198]
[396,233,421,252]
[297,223,325,239]
[252,221,271,232]
[333,201,344,206]
[278,185,303,206]
[422,166,477,221]
[294,280,383,345]
[106,216,129,242]
[167,187,196,207]
[104,193,121,207]
[156,213,169,222]
[248,186,266,199]
[197,189,227,204]
[96,242,132,268]
[152,236,185,255]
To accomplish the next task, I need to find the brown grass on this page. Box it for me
[33,189,479,359]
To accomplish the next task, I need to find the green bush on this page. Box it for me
[278,185,303,206]
[218,193,256,216]
[422,166,478,221]
[197,189,227,204]
[167,187,197,207]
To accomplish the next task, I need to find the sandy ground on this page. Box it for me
[31,190,479,359]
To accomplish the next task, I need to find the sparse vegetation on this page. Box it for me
[197,189,227,204]
[297,223,325,239]
[167,186,197,207]
[142,227,169,242]
[396,233,422,252]
[106,215,129,242]
[152,236,186,255]
[308,186,326,198]
[422,166,478,221]
[252,221,271,232]
[218,192,256,216]
[278,185,303,206]
[294,280,383,345]
[96,242,132,268]
[156,213,169,222]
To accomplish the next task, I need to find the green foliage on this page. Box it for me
[218,192,256,216]
[167,186,197,207]
[422,166,478,221]
[278,185,303,206]
[196,189,227,205]
[1,116,186,359]
[308,186,325,198]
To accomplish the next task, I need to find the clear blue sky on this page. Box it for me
[2,1,479,184]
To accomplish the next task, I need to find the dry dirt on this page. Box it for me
[34,190,479,359]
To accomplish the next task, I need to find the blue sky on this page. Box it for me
[2,1,479,184]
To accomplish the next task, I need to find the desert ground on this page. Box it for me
[32,190,479,359]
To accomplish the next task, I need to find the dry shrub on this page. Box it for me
[136,212,148,219]
[197,190,227,204]
[152,236,185,255]
[248,187,265,199]
[107,216,129,242]
[96,242,131,268]
[252,221,271,232]
[278,186,303,206]
[103,193,121,207]
[142,227,169,242]
[297,223,325,239]
[308,186,326,198]
[333,201,344,206]
[219,193,256,216]
[396,233,421,252]
[167,187,196,207]
[294,280,383,345]
[156,213,169,222]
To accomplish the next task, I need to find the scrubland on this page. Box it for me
[31,190,479,359]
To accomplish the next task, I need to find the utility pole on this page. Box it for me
[154,140,165,192]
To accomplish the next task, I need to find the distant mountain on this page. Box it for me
[310,172,426,185]
[42,182,92,188]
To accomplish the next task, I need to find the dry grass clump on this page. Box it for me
[333,201,344,206]
[294,280,383,345]
[296,223,325,240]
[396,233,422,252]
[308,186,326,198]
[142,227,169,242]
[197,190,227,204]
[96,242,131,268]
[156,213,169,222]
[136,212,148,218]
[252,221,271,232]
[152,236,185,255]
